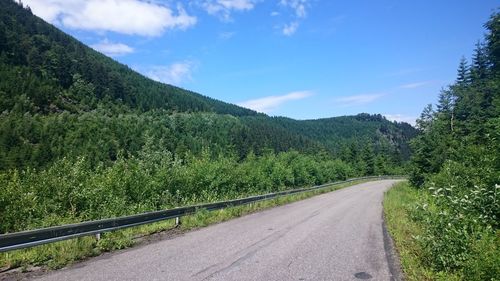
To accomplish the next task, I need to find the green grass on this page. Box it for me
[0,179,370,272]
[383,181,461,281]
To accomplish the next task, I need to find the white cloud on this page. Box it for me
[278,0,310,36]
[334,93,385,106]
[90,39,134,57]
[200,0,258,21]
[270,11,280,16]
[24,0,196,37]
[384,114,417,125]
[283,21,299,36]
[399,81,432,89]
[23,0,62,23]
[238,91,313,113]
[144,61,196,85]
[280,0,308,18]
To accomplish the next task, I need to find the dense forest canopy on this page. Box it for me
[0,0,416,173]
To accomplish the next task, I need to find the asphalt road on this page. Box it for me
[35,180,402,281]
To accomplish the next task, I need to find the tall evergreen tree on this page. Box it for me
[471,41,490,81]
[485,12,500,75]
[361,145,375,175]
[456,57,471,85]
[416,104,434,132]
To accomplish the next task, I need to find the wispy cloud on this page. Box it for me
[90,39,134,57]
[283,21,299,36]
[24,0,196,37]
[280,0,308,18]
[399,81,433,89]
[238,91,313,113]
[279,0,311,36]
[219,31,236,40]
[334,93,385,106]
[384,114,417,125]
[143,61,197,85]
[199,0,258,21]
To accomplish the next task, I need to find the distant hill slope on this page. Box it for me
[241,114,416,163]
[0,0,258,116]
[0,0,417,171]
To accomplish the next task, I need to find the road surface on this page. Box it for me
[35,180,402,281]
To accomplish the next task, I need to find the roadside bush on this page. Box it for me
[0,148,355,234]
[408,159,500,279]
[462,229,500,281]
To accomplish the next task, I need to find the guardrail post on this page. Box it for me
[95,233,101,241]
[175,217,180,227]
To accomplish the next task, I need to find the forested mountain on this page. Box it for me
[254,114,417,159]
[0,0,416,173]
[0,0,258,116]
[0,0,421,268]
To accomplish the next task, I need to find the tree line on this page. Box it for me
[406,11,499,280]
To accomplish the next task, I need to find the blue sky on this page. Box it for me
[25,0,499,124]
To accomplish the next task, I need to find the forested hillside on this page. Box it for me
[0,1,258,116]
[0,0,419,271]
[0,0,415,173]
[385,12,499,281]
[0,0,417,236]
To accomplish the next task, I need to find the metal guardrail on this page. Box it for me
[0,176,405,252]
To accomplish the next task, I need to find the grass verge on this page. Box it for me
[383,181,461,281]
[1,179,372,274]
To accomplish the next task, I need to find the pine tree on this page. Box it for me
[436,88,455,133]
[471,41,490,81]
[361,145,375,175]
[437,88,454,113]
[456,57,471,85]
[416,104,434,132]
[485,12,500,75]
